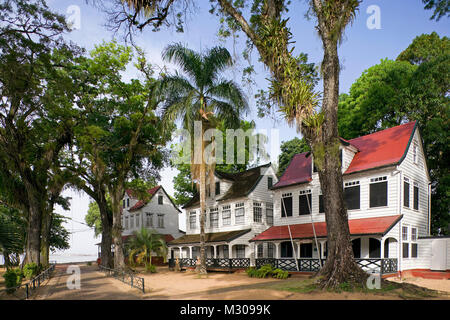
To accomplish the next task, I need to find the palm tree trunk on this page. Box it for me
[198,120,207,274]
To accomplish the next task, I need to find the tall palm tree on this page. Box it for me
[161,43,248,274]
[126,227,167,272]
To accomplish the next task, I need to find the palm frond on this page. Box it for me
[162,43,203,87]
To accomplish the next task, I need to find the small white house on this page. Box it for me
[122,186,184,244]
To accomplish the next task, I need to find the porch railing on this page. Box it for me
[255,258,398,274]
[169,258,250,270]
[169,258,398,274]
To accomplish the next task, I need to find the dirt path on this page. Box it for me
[3,264,446,300]
[31,264,142,300]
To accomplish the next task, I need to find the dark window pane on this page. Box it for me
[319,195,324,213]
[369,238,381,258]
[298,194,312,215]
[282,197,293,217]
[345,186,360,210]
[281,242,293,258]
[403,243,409,258]
[404,181,410,207]
[352,239,361,258]
[411,243,418,258]
[339,149,343,166]
[268,177,273,189]
[300,243,313,258]
[384,240,390,258]
[414,186,419,210]
[215,182,220,195]
[158,195,163,205]
[370,182,388,207]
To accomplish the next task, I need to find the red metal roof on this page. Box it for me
[345,121,416,174]
[128,186,161,211]
[272,152,312,189]
[272,121,417,189]
[250,215,402,241]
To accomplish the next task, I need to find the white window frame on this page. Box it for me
[222,205,231,226]
[146,212,153,227]
[235,202,245,225]
[253,202,263,223]
[157,214,164,228]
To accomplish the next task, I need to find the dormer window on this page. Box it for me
[268,176,273,189]
[158,195,163,205]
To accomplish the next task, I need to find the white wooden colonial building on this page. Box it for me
[167,163,278,269]
[168,122,449,275]
[121,186,184,243]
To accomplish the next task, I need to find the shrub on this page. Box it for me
[87,261,92,266]
[257,264,274,278]
[3,268,23,293]
[145,264,157,273]
[272,268,289,279]
[23,263,39,280]
[245,267,258,277]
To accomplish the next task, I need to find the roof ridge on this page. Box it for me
[348,121,416,142]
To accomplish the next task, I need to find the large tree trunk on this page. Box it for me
[111,189,125,270]
[98,197,113,268]
[197,120,207,274]
[24,185,42,266]
[314,37,367,288]
[40,210,52,267]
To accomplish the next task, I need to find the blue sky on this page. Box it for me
[46,0,449,257]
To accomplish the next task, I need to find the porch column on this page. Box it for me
[297,241,301,259]
[274,242,280,259]
[228,244,233,258]
[189,246,193,259]
[178,246,183,258]
[319,241,326,259]
[213,245,217,258]
[380,238,385,259]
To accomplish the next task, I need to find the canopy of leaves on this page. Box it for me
[422,0,450,21]
[277,137,310,176]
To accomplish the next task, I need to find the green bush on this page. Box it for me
[87,261,92,266]
[272,268,289,279]
[145,264,157,273]
[246,265,289,279]
[3,268,23,293]
[23,262,39,279]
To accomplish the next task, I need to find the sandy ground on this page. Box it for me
[0,264,448,300]
[387,276,450,293]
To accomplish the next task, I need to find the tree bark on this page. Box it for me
[40,209,52,267]
[23,183,42,266]
[314,36,367,288]
[98,196,113,268]
[197,120,207,274]
[111,189,125,270]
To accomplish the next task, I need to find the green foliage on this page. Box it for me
[397,32,449,64]
[338,33,450,234]
[172,120,268,205]
[49,214,70,252]
[246,264,289,279]
[126,227,167,272]
[23,263,39,280]
[277,137,310,176]
[422,0,449,21]
[145,264,157,273]
[85,201,103,237]
[272,268,289,279]
[3,268,23,293]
